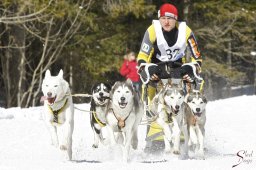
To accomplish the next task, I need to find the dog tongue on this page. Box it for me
[195,112,202,117]
[40,96,55,104]
[40,96,48,102]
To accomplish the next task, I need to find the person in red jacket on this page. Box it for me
[120,51,141,93]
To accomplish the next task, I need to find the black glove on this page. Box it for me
[148,65,162,77]
[180,63,201,83]
[138,63,161,84]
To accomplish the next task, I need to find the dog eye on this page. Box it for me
[46,85,48,87]
[192,102,195,104]
[200,101,204,104]
[126,91,129,93]
[54,85,58,87]
[170,96,174,99]
[117,90,120,93]
[179,96,182,99]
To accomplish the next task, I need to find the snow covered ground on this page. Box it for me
[0,95,256,170]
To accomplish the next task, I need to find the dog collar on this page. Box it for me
[48,98,68,124]
[110,108,131,130]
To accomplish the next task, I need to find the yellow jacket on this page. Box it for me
[137,21,202,66]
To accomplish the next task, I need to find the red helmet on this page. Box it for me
[158,3,178,20]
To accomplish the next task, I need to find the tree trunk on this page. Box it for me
[1,25,19,107]
[16,25,26,107]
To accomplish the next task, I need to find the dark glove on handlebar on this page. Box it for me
[148,65,162,77]
[180,65,195,82]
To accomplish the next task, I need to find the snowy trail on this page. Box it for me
[0,95,256,170]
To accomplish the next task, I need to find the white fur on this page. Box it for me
[150,84,185,154]
[106,79,144,162]
[184,92,207,159]
[91,83,110,148]
[42,69,74,160]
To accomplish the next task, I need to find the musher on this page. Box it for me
[137,3,204,153]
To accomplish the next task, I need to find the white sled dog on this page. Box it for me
[184,91,207,159]
[42,69,74,160]
[90,83,111,148]
[149,83,185,154]
[106,79,144,162]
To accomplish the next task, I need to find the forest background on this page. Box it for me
[0,0,255,108]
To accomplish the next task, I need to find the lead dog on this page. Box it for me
[42,69,74,160]
[106,79,143,162]
[184,91,207,159]
[149,83,185,154]
[90,83,111,148]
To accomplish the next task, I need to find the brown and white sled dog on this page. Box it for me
[106,79,144,162]
[42,69,74,160]
[184,91,207,159]
[90,83,111,148]
[149,83,185,154]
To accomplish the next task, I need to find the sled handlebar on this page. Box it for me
[156,61,182,67]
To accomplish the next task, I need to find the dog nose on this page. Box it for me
[121,97,125,101]
[47,92,52,97]
[196,108,200,112]
[99,92,103,96]
[175,105,180,110]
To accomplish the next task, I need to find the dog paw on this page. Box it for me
[173,150,180,155]
[60,145,67,150]
[196,151,205,160]
[92,144,98,148]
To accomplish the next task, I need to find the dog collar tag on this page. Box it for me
[118,120,125,129]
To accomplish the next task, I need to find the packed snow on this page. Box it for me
[0,95,256,170]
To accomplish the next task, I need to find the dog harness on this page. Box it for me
[165,111,173,123]
[48,98,68,124]
[93,111,106,127]
[110,108,131,130]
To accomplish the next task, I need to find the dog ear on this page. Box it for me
[105,83,112,91]
[157,86,167,104]
[125,79,136,94]
[112,81,119,89]
[58,69,63,78]
[61,80,70,95]
[125,79,133,86]
[109,81,119,98]
[179,89,184,96]
[202,96,207,103]
[184,93,192,103]
[187,96,193,103]
[45,69,51,78]
[91,83,97,93]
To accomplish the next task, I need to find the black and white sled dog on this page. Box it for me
[184,90,207,159]
[90,83,111,148]
[149,82,186,154]
[106,79,144,162]
[41,69,74,160]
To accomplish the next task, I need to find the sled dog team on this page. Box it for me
[41,69,207,162]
